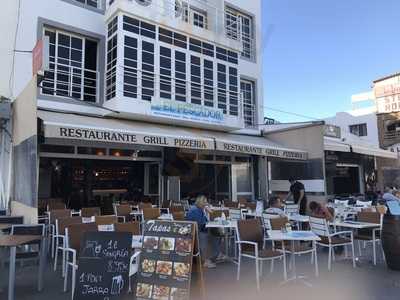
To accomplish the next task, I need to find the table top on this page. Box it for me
[0,224,13,230]
[0,235,42,247]
[288,214,310,222]
[206,220,237,228]
[331,220,380,229]
[266,230,320,241]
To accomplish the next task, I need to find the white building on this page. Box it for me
[0,0,307,219]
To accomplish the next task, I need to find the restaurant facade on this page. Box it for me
[1,0,308,222]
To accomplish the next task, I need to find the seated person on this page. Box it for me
[382,187,400,203]
[186,195,222,268]
[265,196,286,217]
[309,201,334,222]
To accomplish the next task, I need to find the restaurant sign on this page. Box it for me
[376,94,400,114]
[216,141,308,160]
[151,99,224,125]
[44,125,215,150]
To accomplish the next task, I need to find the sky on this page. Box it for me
[262,0,400,123]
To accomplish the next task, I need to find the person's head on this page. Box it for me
[269,196,282,208]
[288,177,296,185]
[309,201,321,213]
[195,195,208,209]
[384,187,394,194]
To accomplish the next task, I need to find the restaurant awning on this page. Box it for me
[38,110,308,160]
[203,131,308,160]
[324,137,397,159]
[38,110,215,150]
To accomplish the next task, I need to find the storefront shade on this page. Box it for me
[38,110,308,160]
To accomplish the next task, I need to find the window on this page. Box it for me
[106,27,117,100]
[123,36,138,98]
[141,41,154,101]
[216,47,238,64]
[189,38,214,57]
[225,7,255,60]
[241,79,256,127]
[182,3,208,29]
[75,0,99,8]
[229,67,238,116]
[349,123,368,137]
[123,16,156,39]
[203,59,214,107]
[217,63,227,113]
[191,56,202,105]
[159,46,172,99]
[158,27,187,49]
[175,51,187,102]
[42,28,98,102]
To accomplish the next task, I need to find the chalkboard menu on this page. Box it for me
[74,232,132,300]
[136,220,196,300]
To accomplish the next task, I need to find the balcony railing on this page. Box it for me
[41,62,99,103]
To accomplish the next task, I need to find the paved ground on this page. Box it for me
[1,247,399,300]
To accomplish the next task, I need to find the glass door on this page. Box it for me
[215,165,231,202]
[231,162,254,202]
[144,162,161,203]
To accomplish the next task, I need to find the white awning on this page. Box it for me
[351,144,398,159]
[38,110,215,150]
[324,137,397,159]
[204,132,308,160]
[38,110,308,160]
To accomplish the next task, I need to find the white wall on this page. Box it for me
[324,111,379,147]
[0,0,105,100]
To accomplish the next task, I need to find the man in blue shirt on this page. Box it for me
[186,195,219,268]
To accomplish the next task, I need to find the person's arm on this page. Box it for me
[298,189,305,202]
[322,206,334,222]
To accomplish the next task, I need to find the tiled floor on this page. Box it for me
[1,247,399,300]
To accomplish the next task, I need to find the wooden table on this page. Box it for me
[0,235,46,300]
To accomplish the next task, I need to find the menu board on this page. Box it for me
[74,232,132,300]
[136,220,196,300]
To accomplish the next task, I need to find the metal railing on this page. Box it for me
[41,62,99,102]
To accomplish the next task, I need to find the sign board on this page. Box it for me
[32,36,49,76]
[376,94,400,114]
[74,232,132,300]
[44,124,215,151]
[375,82,400,98]
[151,99,224,125]
[215,141,308,160]
[324,125,341,139]
[135,220,200,300]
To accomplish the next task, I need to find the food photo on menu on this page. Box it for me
[153,285,170,300]
[175,238,192,253]
[171,287,189,300]
[141,259,156,274]
[156,261,173,276]
[136,283,153,298]
[143,236,159,250]
[176,223,192,236]
[173,262,190,278]
[159,237,175,251]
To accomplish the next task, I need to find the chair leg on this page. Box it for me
[270,258,274,273]
[54,238,59,271]
[358,240,362,256]
[71,266,76,300]
[255,258,260,291]
[260,260,263,277]
[311,251,314,264]
[236,255,241,281]
[282,256,287,281]
[373,240,377,266]
[63,263,69,292]
[328,246,332,271]
[351,242,356,268]
[314,247,319,277]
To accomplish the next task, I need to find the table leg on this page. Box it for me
[38,238,46,292]
[8,246,16,300]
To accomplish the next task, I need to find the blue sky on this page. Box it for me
[262,0,400,123]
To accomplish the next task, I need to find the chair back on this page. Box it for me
[236,218,263,247]
[269,216,289,230]
[11,224,45,236]
[81,207,101,217]
[245,202,257,211]
[95,215,118,226]
[170,206,184,213]
[208,209,229,221]
[172,211,185,221]
[309,216,330,237]
[284,204,299,215]
[57,217,83,235]
[357,211,380,224]
[115,222,140,235]
[223,201,238,208]
[139,202,152,210]
[261,213,280,230]
[49,209,71,224]
[142,208,161,220]
[66,223,98,254]
[47,200,66,210]
[334,199,349,206]
[229,209,242,221]
[0,216,23,224]
[115,204,132,216]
